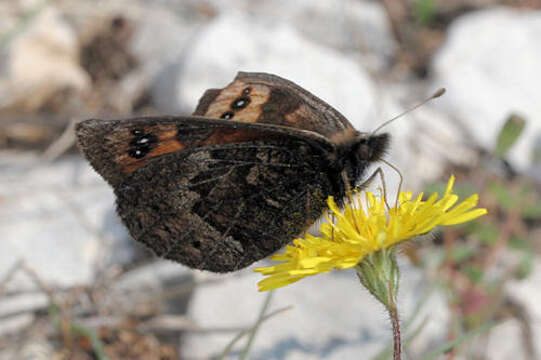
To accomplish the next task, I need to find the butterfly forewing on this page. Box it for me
[77,117,338,271]
[76,116,334,184]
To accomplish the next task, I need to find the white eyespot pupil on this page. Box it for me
[138,137,149,144]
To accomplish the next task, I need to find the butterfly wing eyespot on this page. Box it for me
[231,96,251,109]
[220,111,234,119]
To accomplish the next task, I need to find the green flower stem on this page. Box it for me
[355,247,402,360]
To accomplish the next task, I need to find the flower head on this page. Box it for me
[255,175,487,291]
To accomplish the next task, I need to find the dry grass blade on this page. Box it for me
[42,118,78,162]
[217,301,293,359]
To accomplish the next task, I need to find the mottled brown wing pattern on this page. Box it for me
[115,138,335,272]
[76,117,340,271]
[76,116,334,183]
[193,72,356,141]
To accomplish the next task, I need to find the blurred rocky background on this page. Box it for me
[1,0,540,359]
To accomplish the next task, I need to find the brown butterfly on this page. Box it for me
[76,72,389,272]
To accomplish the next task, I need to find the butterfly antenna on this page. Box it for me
[371,88,446,135]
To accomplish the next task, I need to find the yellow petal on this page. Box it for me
[441,208,488,225]
[255,175,487,291]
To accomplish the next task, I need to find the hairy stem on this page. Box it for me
[388,282,401,360]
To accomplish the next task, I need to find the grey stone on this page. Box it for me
[375,83,478,192]
[130,5,201,113]
[182,262,449,359]
[0,292,48,317]
[0,313,34,338]
[484,319,529,360]
[114,260,191,290]
[0,6,90,111]
[8,339,53,360]
[504,258,541,358]
[432,8,541,171]
[0,155,131,292]
[204,0,396,63]
[172,12,378,132]
[102,260,193,317]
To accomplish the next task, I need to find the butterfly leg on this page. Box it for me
[355,167,391,209]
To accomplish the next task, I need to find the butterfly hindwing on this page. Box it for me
[193,72,357,141]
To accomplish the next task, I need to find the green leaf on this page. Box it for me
[466,222,498,245]
[515,252,534,280]
[522,203,541,219]
[70,323,109,360]
[463,265,484,284]
[516,180,541,218]
[453,183,482,200]
[487,181,516,211]
[425,182,479,202]
[424,182,446,198]
[508,235,530,250]
[452,244,475,263]
[414,0,436,26]
[49,307,109,360]
[494,114,526,157]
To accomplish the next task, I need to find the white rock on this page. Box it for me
[130,5,199,112]
[169,12,378,131]
[131,7,192,70]
[0,313,34,338]
[484,320,530,360]
[205,0,396,62]
[102,260,193,316]
[0,292,48,317]
[182,262,449,359]
[377,82,480,192]
[113,260,192,293]
[505,258,541,358]
[0,6,90,110]
[432,8,541,170]
[15,339,53,360]
[0,155,130,291]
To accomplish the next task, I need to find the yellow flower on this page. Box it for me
[255,175,487,291]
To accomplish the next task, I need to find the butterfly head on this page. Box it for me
[334,132,390,190]
[357,132,390,162]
